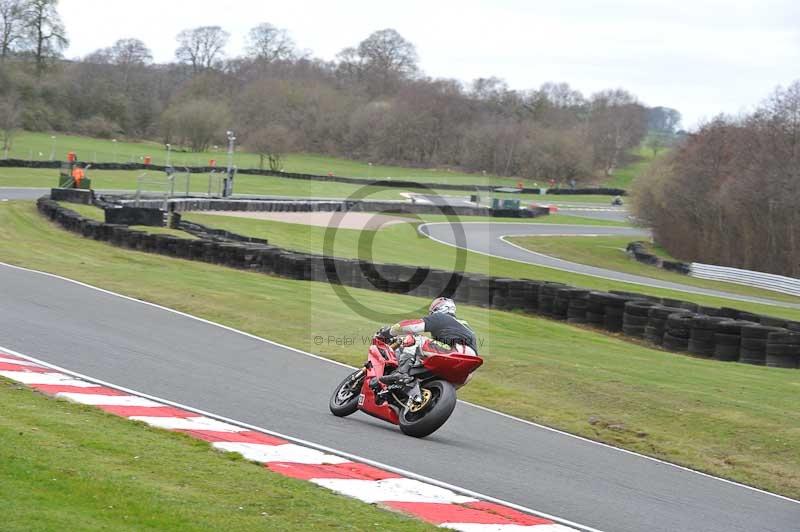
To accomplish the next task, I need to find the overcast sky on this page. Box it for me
[60,0,800,129]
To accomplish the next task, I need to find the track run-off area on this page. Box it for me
[1,262,798,532]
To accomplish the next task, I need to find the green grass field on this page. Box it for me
[602,146,663,189]
[0,166,618,204]
[0,379,433,531]
[3,131,516,185]
[2,200,799,499]
[506,235,800,304]
[180,211,800,318]
[3,131,647,194]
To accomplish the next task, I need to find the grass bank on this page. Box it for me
[1,201,799,498]
[181,212,800,319]
[0,379,433,531]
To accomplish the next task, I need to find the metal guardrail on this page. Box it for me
[690,263,800,297]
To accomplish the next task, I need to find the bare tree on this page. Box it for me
[0,91,21,151]
[245,23,296,63]
[161,98,229,152]
[646,106,682,133]
[109,37,152,67]
[244,124,295,170]
[338,28,418,95]
[0,0,24,59]
[175,26,229,73]
[23,0,68,74]
[589,89,647,175]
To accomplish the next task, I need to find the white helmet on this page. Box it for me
[429,297,456,316]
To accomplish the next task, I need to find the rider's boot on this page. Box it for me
[379,357,413,385]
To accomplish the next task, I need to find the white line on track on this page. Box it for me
[2,261,799,510]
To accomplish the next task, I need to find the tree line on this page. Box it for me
[0,0,681,181]
[633,81,800,277]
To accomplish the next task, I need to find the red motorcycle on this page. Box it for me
[329,333,483,438]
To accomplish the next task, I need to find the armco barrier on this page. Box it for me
[690,263,800,297]
[40,195,800,369]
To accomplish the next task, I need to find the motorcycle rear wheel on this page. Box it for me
[329,370,364,417]
[399,380,457,438]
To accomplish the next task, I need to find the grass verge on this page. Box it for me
[1,201,799,498]
[0,379,433,531]
[181,212,800,319]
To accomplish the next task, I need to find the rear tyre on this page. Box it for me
[329,370,364,417]
[399,380,457,438]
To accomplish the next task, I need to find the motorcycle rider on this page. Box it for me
[378,297,478,384]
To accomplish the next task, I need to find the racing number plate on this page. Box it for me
[358,393,365,406]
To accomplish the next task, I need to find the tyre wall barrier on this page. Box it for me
[39,195,799,369]
[104,206,165,226]
[113,196,552,219]
[50,187,94,204]
[626,241,691,274]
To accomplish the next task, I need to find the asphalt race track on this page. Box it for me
[1,264,798,532]
[0,187,50,200]
[420,222,800,309]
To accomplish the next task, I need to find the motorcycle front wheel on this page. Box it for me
[329,369,364,417]
[399,380,457,438]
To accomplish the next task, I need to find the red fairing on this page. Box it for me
[422,353,483,385]
[358,339,400,424]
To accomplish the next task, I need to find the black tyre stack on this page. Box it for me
[661,298,700,313]
[759,316,787,328]
[645,306,685,345]
[622,301,658,338]
[766,332,800,369]
[565,289,591,324]
[663,313,695,352]
[740,325,787,365]
[538,282,566,317]
[489,278,512,310]
[551,287,570,320]
[599,293,632,332]
[713,321,756,361]
[586,292,607,327]
[687,316,729,357]
[506,280,528,310]
[521,280,542,314]
[553,287,584,320]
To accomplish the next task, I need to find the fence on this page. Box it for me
[690,263,800,297]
